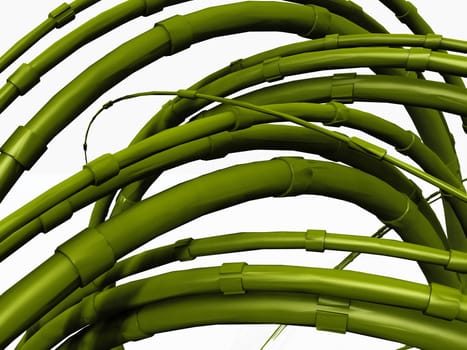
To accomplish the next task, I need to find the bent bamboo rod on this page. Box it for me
[0,111,238,246]
[110,100,448,218]
[0,1,464,348]
[21,228,467,348]
[194,78,467,196]
[296,0,387,33]
[21,198,463,346]
[29,263,467,349]
[380,0,432,34]
[1,2,460,221]
[378,0,467,148]
[0,1,366,203]
[132,38,461,178]
[0,0,388,113]
[99,40,467,239]
[23,135,454,340]
[379,0,466,90]
[110,46,467,186]
[0,0,460,241]
[200,103,458,186]
[117,43,464,235]
[0,156,460,347]
[150,47,467,127]
[141,60,460,170]
[0,0,184,113]
[104,99,447,234]
[124,55,460,238]
[199,73,466,168]
[0,116,447,262]
[127,46,467,155]
[159,33,467,119]
[0,125,438,262]
[3,89,456,256]
[87,93,451,226]
[0,0,100,73]
[57,292,467,350]
[197,105,467,248]
[110,83,467,244]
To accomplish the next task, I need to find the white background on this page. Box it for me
[0,1,466,349]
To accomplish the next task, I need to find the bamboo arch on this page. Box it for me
[0,1,466,349]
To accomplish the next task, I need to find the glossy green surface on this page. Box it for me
[0,1,466,349]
